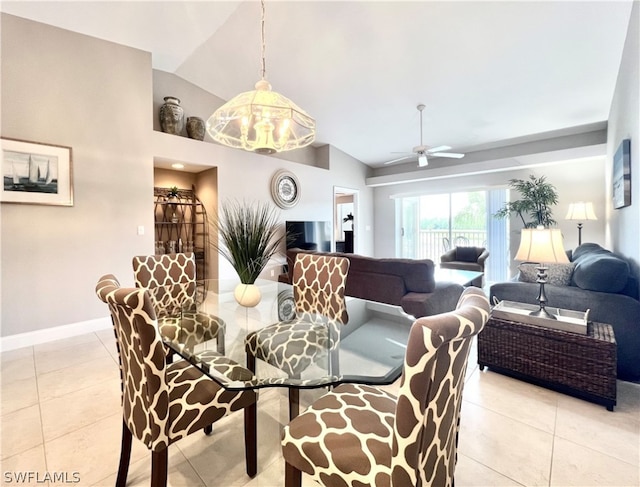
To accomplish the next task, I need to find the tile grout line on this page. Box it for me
[547,398,559,486]
[34,345,51,487]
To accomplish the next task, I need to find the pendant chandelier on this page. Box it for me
[206,0,315,155]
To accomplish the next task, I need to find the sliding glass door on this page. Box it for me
[398,189,509,284]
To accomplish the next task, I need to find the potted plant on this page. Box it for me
[212,199,285,306]
[167,186,180,200]
[493,175,559,228]
[342,212,354,230]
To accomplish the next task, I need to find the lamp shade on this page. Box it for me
[565,202,597,221]
[515,227,569,264]
[206,80,315,155]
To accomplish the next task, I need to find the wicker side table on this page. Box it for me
[478,316,617,411]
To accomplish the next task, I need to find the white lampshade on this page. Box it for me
[515,227,569,264]
[566,202,597,221]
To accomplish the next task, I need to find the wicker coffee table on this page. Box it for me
[478,316,617,411]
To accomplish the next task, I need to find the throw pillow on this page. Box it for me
[518,263,575,286]
[572,253,629,293]
[572,243,607,261]
[455,246,478,262]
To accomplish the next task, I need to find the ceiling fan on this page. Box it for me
[384,104,465,167]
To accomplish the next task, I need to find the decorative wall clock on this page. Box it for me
[271,170,300,208]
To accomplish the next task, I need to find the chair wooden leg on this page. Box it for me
[150,449,168,487]
[246,351,256,373]
[116,420,132,487]
[244,403,258,477]
[203,424,213,435]
[284,461,302,487]
[289,388,300,420]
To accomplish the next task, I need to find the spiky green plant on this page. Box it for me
[493,175,559,228]
[212,200,285,284]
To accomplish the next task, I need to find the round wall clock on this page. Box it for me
[277,290,296,321]
[271,170,300,208]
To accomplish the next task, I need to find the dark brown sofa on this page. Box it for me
[279,248,464,318]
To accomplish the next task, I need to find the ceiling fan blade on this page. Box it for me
[431,152,465,159]
[427,145,452,153]
[383,154,414,165]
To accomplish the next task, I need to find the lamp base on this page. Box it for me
[529,307,557,320]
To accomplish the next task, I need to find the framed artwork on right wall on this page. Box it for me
[613,138,631,209]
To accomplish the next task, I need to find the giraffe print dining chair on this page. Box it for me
[132,253,225,354]
[96,274,258,487]
[245,253,350,419]
[281,286,490,487]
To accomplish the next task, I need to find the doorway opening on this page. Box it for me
[334,187,358,253]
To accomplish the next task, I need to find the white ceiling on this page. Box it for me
[2,1,634,167]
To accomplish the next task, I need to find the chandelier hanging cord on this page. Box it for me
[260,0,267,80]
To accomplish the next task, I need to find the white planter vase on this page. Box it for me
[234,283,262,307]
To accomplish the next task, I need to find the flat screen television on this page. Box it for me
[286,221,332,252]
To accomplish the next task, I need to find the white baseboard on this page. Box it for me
[0,317,112,353]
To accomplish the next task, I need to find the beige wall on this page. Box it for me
[607,1,639,280]
[0,14,373,343]
[1,14,154,338]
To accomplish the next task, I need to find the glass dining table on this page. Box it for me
[151,278,415,396]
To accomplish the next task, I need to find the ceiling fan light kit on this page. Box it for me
[206,0,315,155]
[384,104,464,167]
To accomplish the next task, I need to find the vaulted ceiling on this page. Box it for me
[2,1,634,168]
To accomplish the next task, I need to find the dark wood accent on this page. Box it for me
[285,461,302,487]
[244,404,258,477]
[289,388,300,420]
[150,448,168,487]
[116,420,132,487]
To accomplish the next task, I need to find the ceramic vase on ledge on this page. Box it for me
[159,96,184,135]
[186,117,205,141]
[234,283,261,307]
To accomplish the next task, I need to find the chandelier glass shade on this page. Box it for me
[206,80,315,155]
[206,0,315,155]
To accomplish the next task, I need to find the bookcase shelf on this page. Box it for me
[154,186,208,279]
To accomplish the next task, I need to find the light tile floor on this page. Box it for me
[1,328,638,487]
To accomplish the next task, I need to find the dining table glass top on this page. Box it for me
[149,278,415,391]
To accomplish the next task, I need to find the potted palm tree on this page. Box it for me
[212,199,285,306]
[493,175,559,228]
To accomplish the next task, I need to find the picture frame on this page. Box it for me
[612,138,631,209]
[1,138,73,206]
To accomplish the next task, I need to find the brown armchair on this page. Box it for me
[440,246,489,287]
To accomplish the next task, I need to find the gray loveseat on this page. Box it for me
[490,243,640,381]
[279,248,464,318]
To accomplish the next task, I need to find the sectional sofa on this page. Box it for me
[279,248,463,318]
[491,243,640,381]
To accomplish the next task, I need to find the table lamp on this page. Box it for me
[515,227,569,320]
[565,202,597,246]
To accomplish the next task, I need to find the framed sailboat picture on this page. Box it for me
[1,138,73,206]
